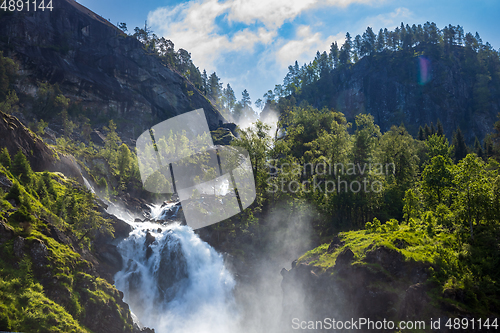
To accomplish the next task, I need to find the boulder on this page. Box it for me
[0,172,13,190]
[156,234,188,303]
[335,247,355,266]
[30,239,49,268]
[0,111,56,172]
[90,130,106,146]
[400,283,430,320]
[0,220,14,244]
[13,236,25,258]
[327,235,345,253]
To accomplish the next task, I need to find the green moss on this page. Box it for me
[0,162,132,331]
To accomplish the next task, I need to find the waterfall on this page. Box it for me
[82,176,95,194]
[82,174,239,332]
[114,205,240,333]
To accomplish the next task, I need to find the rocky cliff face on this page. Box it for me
[0,0,225,138]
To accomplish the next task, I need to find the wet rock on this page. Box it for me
[100,212,133,241]
[281,245,438,329]
[365,246,403,275]
[156,234,188,303]
[145,232,156,247]
[95,243,123,273]
[400,283,430,320]
[144,232,156,260]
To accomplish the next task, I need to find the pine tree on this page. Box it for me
[329,42,339,68]
[118,143,131,178]
[98,177,109,198]
[430,123,436,135]
[42,171,57,198]
[339,32,352,65]
[484,136,494,158]
[437,119,444,136]
[418,126,425,141]
[452,127,467,162]
[104,120,120,151]
[0,147,11,169]
[424,124,431,139]
[376,28,385,51]
[223,83,236,112]
[474,137,484,159]
[201,69,208,95]
[11,150,33,185]
[5,180,22,205]
[207,72,222,104]
[241,89,251,109]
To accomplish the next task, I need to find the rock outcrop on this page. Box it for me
[281,246,435,332]
[0,111,85,182]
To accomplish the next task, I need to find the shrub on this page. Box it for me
[0,147,11,169]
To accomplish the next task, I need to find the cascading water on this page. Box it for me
[81,177,240,332]
[114,205,240,333]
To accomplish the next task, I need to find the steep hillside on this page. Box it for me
[0,111,155,332]
[0,0,225,139]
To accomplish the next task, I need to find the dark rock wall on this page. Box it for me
[0,0,225,138]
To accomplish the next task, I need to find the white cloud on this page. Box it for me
[148,0,382,71]
[276,27,344,68]
[147,0,389,105]
[362,7,413,32]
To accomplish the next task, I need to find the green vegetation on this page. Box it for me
[207,97,500,319]
[0,148,133,332]
[297,213,499,316]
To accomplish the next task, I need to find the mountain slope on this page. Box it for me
[269,25,500,143]
[0,0,225,139]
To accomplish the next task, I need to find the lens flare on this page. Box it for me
[418,56,431,85]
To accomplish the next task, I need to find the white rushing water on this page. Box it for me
[114,205,240,333]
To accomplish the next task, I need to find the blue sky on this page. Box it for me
[77,0,500,111]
